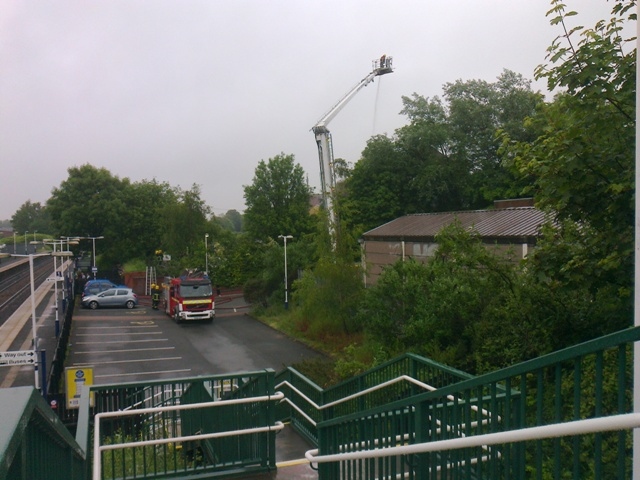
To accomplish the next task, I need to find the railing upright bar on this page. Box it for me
[618,344,629,478]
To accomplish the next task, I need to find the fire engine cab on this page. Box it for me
[163,273,215,323]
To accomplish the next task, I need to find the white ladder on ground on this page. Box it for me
[145,266,157,295]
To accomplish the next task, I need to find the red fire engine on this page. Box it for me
[163,273,215,323]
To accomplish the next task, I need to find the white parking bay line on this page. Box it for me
[76,339,169,344]
[76,332,163,336]
[77,325,158,330]
[72,356,182,367]
[96,369,192,379]
[74,346,176,355]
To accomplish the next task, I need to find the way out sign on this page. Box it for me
[0,350,36,366]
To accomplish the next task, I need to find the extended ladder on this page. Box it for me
[145,266,157,295]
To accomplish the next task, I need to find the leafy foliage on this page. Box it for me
[501,0,636,329]
[107,179,176,265]
[46,165,221,278]
[357,222,533,371]
[47,164,128,241]
[293,256,365,335]
[160,184,210,263]
[217,209,243,232]
[243,153,313,242]
[341,70,543,233]
[10,200,51,234]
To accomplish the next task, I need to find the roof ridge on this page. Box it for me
[406,206,538,217]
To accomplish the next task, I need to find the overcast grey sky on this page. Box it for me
[0,1,623,220]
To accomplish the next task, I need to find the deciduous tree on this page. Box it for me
[341,70,542,234]
[243,153,313,241]
[47,164,130,261]
[501,0,635,328]
[11,200,51,234]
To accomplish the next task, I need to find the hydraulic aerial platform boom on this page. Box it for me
[312,55,394,237]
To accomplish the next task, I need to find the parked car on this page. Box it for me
[82,279,126,298]
[81,288,138,310]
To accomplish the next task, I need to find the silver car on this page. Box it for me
[81,288,138,310]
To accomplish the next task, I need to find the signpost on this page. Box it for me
[0,350,36,366]
[65,366,94,408]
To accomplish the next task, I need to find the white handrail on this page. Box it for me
[277,375,433,412]
[93,391,284,480]
[278,374,499,419]
[305,412,640,465]
[279,397,318,427]
[98,390,283,419]
[101,421,285,451]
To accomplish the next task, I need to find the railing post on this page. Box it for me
[266,369,277,470]
[40,350,47,397]
[414,399,430,480]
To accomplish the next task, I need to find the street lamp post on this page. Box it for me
[24,231,28,254]
[278,235,293,309]
[30,230,40,254]
[13,231,16,254]
[27,254,39,389]
[50,241,60,337]
[59,236,79,305]
[85,236,104,278]
[205,233,209,275]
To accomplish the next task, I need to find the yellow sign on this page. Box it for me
[65,367,94,409]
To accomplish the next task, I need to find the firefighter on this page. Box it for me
[151,283,160,310]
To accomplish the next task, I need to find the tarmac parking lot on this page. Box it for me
[67,300,229,385]
[66,291,324,385]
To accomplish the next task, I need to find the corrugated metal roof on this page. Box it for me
[362,207,549,240]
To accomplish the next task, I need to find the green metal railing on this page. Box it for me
[0,386,85,480]
[5,327,638,479]
[76,370,279,480]
[275,353,474,446]
[312,326,640,479]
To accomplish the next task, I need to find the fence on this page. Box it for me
[275,353,474,446]
[312,326,640,479]
[76,369,280,480]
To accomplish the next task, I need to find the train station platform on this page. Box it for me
[0,260,71,394]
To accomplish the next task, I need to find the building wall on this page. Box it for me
[362,239,532,286]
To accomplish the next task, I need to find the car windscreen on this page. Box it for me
[179,284,213,298]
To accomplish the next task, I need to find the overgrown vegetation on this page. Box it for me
[4,1,635,389]
[256,0,637,384]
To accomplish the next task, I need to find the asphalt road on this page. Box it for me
[66,293,325,385]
